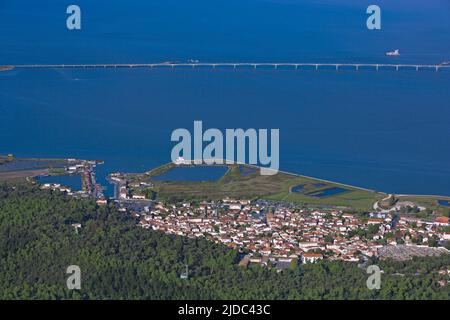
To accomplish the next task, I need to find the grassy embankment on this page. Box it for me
[395,195,450,217]
[0,157,68,182]
[130,163,384,211]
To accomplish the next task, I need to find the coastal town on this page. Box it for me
[134,197,450,269]
[2,154,448,269]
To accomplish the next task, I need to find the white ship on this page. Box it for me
[386,49,400,56]
[174,157,190,165]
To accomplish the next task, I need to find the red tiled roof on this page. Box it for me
[303,252,323,258]
[435,217,449,223]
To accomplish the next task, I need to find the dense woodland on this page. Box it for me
[0,183,449,299]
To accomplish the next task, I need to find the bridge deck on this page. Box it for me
[3,62,450,71]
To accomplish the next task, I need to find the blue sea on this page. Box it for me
[1,0,450,196]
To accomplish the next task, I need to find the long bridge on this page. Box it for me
[2,62,450,72]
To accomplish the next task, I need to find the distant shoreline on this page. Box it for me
[0,156,450,211]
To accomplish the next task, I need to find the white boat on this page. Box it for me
[386,49,400,56]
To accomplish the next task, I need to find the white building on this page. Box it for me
[301,252,323,264]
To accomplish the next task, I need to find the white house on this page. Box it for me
[301,252,323,264]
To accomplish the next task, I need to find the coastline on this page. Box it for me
[2,156,450,213]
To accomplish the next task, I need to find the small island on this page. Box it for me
[0,65,14,71]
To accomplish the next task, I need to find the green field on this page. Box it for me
[128,163,385,211]
[395,195,450,216]
[267,187,383,211]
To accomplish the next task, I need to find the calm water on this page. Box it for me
[307,187,350,198]
[38,174,82,191]
[291,184,306,193]
[438,200,450,207]
[152,166,228,182]
[1,1,450,196]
